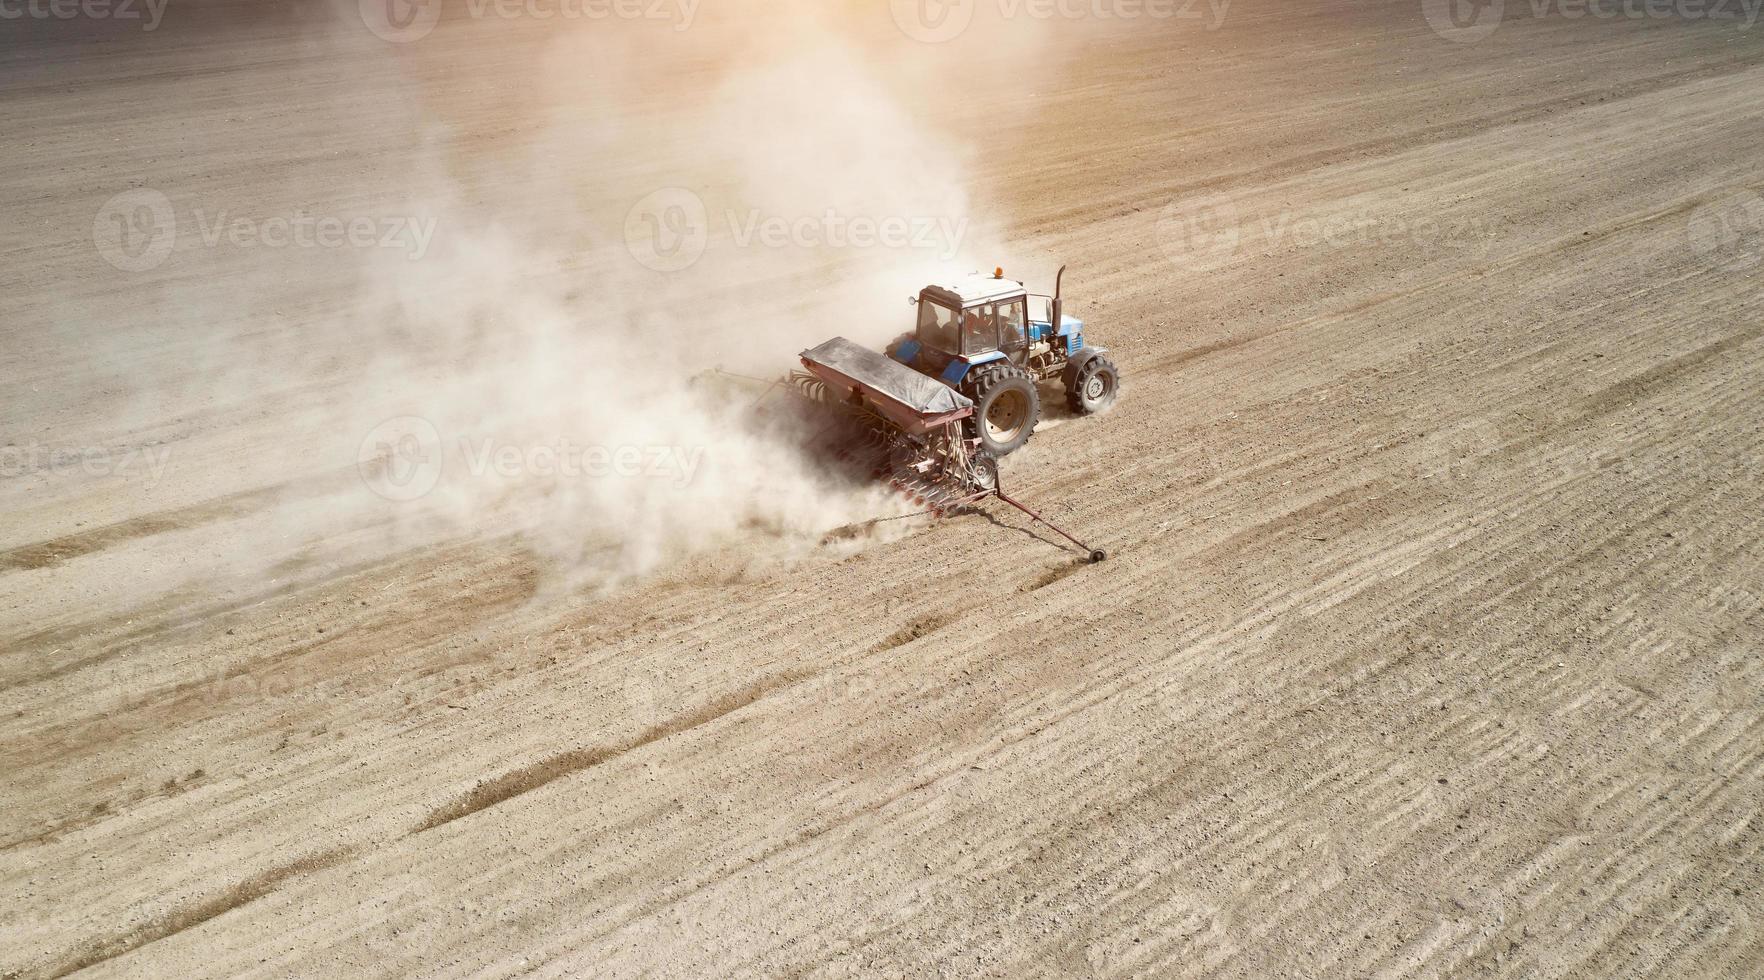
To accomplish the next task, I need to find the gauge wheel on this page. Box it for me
[967,453,999,493]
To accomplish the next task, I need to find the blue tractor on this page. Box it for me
[886,265,1119,457]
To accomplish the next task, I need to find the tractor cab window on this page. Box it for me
[997,299,1027,353]
[1027,295,1052,324]
[917,298,960,352]
[963,304,999,356]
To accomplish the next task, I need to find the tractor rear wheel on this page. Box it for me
[964,363,1040,456]
[1065,354,1120,415]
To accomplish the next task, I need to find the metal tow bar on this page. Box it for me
[991,481,1108,564]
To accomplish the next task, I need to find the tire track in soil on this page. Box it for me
[412,672,811,834]
[48,847,358,978]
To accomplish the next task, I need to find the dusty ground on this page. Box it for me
[4,0,1764,976]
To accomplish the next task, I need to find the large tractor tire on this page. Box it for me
[1065,352,1120,415]
[964,362,1040,457]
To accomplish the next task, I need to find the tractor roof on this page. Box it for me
[921,274,1028,309]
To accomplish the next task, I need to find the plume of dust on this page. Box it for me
[334,5,1055,591]
[0,0,1102,647]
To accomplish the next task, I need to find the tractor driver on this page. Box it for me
[998,300,1027,354]
[962,306,994,354]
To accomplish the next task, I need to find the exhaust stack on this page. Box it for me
[1051,264,1067,332]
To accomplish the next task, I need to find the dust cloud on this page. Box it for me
[314,0,1081,585]
[11,0,1085,600]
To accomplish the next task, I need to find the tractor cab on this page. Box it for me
[885,265,1116,458]
[889,269,1086,388]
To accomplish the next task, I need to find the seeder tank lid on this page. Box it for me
[800,337,974,416]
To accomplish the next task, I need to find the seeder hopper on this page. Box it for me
[788,337,1106,562]
[791,336,995,511]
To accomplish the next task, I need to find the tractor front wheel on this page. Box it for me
[964,363,1040,457]
[1065,354,1120,415]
